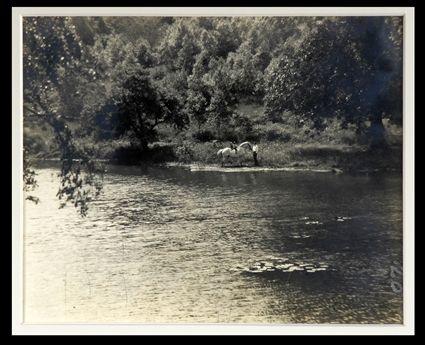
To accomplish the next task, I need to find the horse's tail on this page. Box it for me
[217,149,223,158]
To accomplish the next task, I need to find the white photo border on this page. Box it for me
[12,6,415,335]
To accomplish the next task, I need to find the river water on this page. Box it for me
[24,164,403,324]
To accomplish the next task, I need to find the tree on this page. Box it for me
[157,19,202,74]
[116,71,188,150]
[264,17,403,145]
[84,33,156,140]
[202,58,238,135]
[23,17,104,215]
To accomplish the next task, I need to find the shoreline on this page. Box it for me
[28,139,402,176]
[32,158,400,175]
[164,162,342,174]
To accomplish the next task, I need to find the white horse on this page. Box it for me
[217,141,253,167]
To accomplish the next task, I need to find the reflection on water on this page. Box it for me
[24,163,403,323]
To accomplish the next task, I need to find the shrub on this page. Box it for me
[192,129,216,142]
[156,124,178,142]
[111,145,142,165]
[175,144,194,163]
[24,129,49,156]
[146,143,176,163]
[255,122,292,142]
[219,129,238,142]
[190,142,220,163]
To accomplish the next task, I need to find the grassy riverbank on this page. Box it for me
[172,142,402,173]
[27,139,402,174]
[25,118,402,174]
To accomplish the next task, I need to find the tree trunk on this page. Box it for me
[368,113,388,150]
[139,140,149,153]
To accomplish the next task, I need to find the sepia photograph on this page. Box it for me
[12,6,414,335]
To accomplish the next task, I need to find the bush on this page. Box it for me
[175,144,194,163]
[192,129,216,142]
[111,142,177,164]
[111,145,142,165]
[146,143,176,163]
[233,114,253,136]
[384,119,402,146]
[255,122,292,142]
[219,130,238,142]
[319,118,358,145]
[190,142,220,163]
[24,131,48,155]
[175,142,222,164]
[156,124,179,142]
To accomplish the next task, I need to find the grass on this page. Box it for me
[25,116,402,173]
[168,140,401,173]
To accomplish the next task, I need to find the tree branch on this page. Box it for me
[23,105,45,117]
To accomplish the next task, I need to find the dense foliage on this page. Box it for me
[23,16,403,214]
